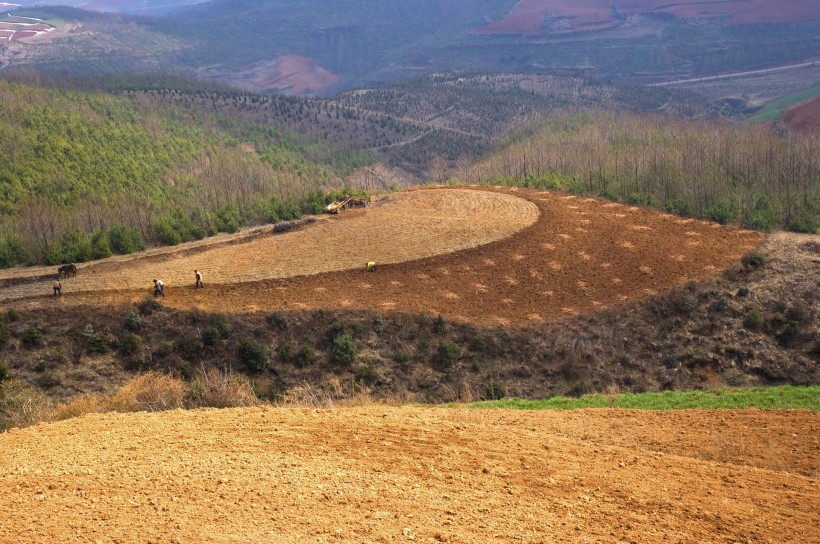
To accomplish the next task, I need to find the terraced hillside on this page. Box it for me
[1,187,763,326]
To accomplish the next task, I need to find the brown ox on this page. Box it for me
[57,263,77,277]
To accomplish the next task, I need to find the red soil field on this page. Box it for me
[477,0,820,36]
[1,187,763,327]
[0,406,817,543]
[782,97,820,133]
[228,54,341,95]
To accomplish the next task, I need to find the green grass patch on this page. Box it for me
[747,84,820,124]
[465,386,820,411]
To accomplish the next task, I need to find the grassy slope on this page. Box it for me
[747,84,820,123]
[467,386,820,410]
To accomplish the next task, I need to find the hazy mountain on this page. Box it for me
[1,0,817,94]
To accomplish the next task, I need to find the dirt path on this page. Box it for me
[0,406,816,543]
[3,187,763,326]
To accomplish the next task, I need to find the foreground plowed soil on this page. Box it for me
[2,187,762,326]
[0,407,817,543]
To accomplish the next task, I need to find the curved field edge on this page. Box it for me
[465,385,820,410]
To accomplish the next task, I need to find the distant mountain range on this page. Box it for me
[1,0,818,95]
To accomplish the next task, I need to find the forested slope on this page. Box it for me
[462,110,819,233]
[0,79,342,267]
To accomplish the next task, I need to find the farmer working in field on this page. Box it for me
[194,269,203,288]
[153,278,165,298]
[366,261,377,272]
[53,279,62,297]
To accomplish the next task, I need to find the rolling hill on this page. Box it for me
[1,0,818,94]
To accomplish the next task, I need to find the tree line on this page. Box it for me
[459,110,818,233]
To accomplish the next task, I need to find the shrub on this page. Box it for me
[120,333,142,355]
[83,324,109,354]
[295,345,315,367]
[393,350,411,364]
[373,313,385,335]
[433,314,446,333]
[212,203,243,233]
[266,312,287,330]
[138,297,162,316]
[22,326,43,349]
[151,209,204,246]
[125,312,142,332]
[277,342,294,363]
[36,372,59,389]
[679,295,697,314]
[469,335,488,352]
[202,326,221,347]
[743,195,780,232]
[0,362,9,381]
[90,230,112,260]
[664,198,691,217]
[107,224,145,254]
[0,235,28,268]
[331,332,357,365]
[0,321,8,350]
[0,380,52,430]
[436,340,461,369]
[777,321,801,347]
[186,368,259,408]
[354,364,379,384]
[704,198,738,225]
[741,252,765,268]
[238,338,268,371]
[743,309,764,330]
[5,309,19,322]
[213,319,232,338]
[483,382,506,400]
[789,213,818,234]
[108,372,185,412]
[45,230,92,265]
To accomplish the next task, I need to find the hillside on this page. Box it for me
[1,188,817,409]
[118,72,714,177]
[1,0,818,93]
[0,77,351,268]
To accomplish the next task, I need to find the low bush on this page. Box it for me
[0,320,9,350]
[331,332,357,365]
[120,333,142,355]
[354,364,379,384]
[238,338,268,371]
[741,252,766,268]
[22,326,44,349]
[107,224,145,254]
[295,345,315,367]
[277,342,294,363]
[788,213,818,234]
[138,297,162,316]
[0,362,9,381]
[743,309,764,330]
[0,380,53,430]
[125,312,142,332]
[436,340,461,369]
[483,382,506,401]
[108,372,186,412]
[704,198,738,225]
[202,326,221,347]
[266,311,287,330]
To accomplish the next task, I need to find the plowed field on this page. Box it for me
[0,406,817,543]
[1,187,762,326]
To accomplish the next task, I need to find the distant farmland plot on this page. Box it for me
[477,0,820,36]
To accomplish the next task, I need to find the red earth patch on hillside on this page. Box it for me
[476,0,820,36]
[228,54,341,96]
[782,97,820,133]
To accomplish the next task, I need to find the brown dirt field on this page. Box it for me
[476,0,820,35]
[0,406,817,543]
[225,54,341,95]
[1,187,763,326]
[783,97,820,133]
